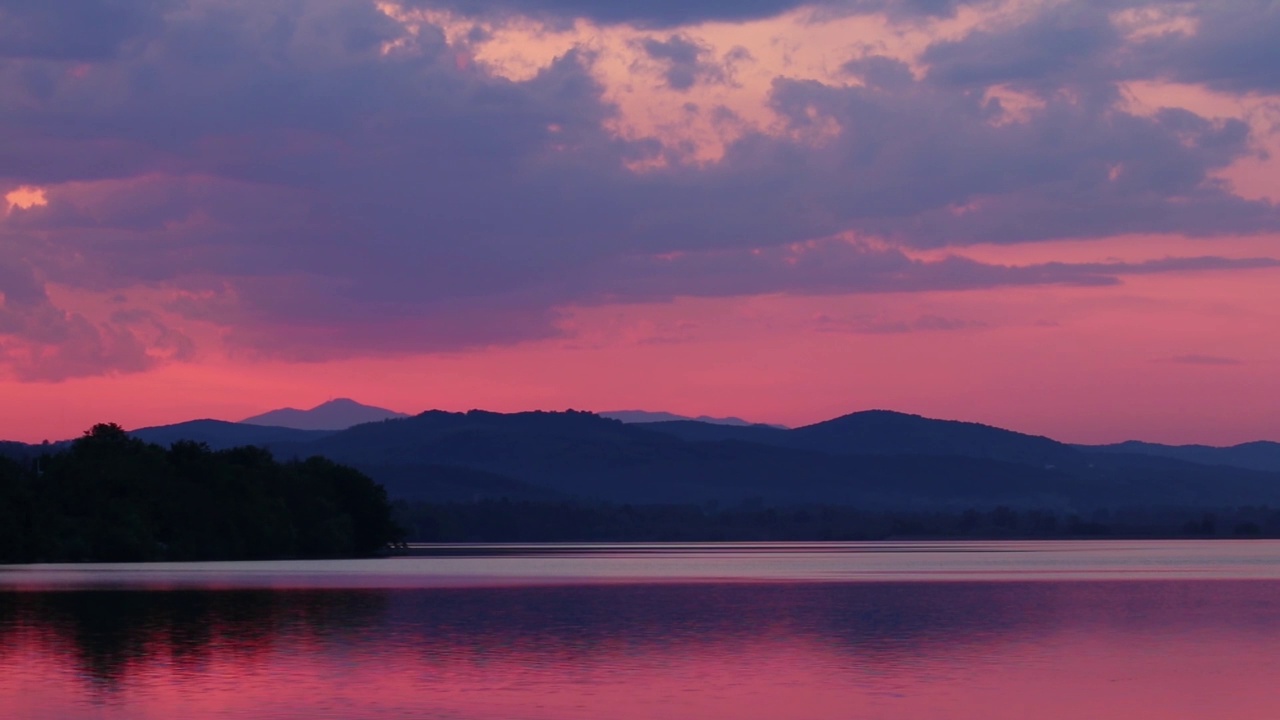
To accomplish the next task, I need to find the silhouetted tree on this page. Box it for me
[0,426,402,563]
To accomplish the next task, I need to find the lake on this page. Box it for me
[3,540,1279,719]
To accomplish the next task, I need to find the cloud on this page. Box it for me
[0,0,1278,377]
[638,35,736,91]
[814,312,987,334]
[397,0,985,29]
[0,0,169,60]
[1162,354,1244,366]
[841,55,916,88]
[579,241,1280,303]
[404,0,806,27]
[923,4,1121,91]
[1129,1,1280,94]
[707,74,1276,248]
[0,261,191,381]
[919,1,1280,102]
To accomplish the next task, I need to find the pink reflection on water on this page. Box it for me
[1,581,1280,719]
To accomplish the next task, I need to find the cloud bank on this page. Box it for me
[0,0,1277,379]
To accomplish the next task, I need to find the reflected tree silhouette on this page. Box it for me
[0,591,389,691]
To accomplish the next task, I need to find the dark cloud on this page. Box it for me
[706,75,1275,248]
[1130,1,1280,93]
[0,0,1278,377]
[638,35,732,91]
[921,0,1280,95]
[405,0,806,28]
[405,0,978,27]
[579,242,1280,303]
[841,55,915,88]
[0,0,169,60]
[922,5,1120,90]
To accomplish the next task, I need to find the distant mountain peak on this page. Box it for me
[601,410,784,428]
[241,399,409,431]
[323,398,362,406]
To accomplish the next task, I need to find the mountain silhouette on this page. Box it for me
[241,398,408,431]
[131,420,334,450]
[1082,440,1280,474]
[9,409,1280,510]
[638,410,1078,467]
[602,410,784,427]
[264,410,1065,507]
[0,441,35,462]
[788,410,1079,466]
[259,409,1280,509]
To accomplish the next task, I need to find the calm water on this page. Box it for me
[3,541,1280,719]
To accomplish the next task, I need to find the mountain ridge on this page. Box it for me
[241,398,409,431]
[602,410,786,428]
[1081,440,1280,474]
[132,419,335,450]
[6,408,1279,510]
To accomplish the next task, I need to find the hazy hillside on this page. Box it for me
[130,420,334,451]
[242,399,408,431]
[1084,441,1280,474]
[603,410,782,427]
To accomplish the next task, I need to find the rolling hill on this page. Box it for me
[130,420,335,451]
[1083,440,1280,474]
[270,409,1280,510]
[7,409,1279,511]
[241,399,409,431]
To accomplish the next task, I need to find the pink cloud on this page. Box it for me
[1,0,1279,442]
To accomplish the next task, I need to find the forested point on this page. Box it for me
[0,424,402,563]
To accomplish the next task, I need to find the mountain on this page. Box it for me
[265,409,1280,510]
[633,420,791,445]
[353,464,559,503]
[640,410,1079,467]
[130,420,335,450]
[602,410,783,427]
[273,409,1070,507]
[788,410,1081,467]
[241,398,409,431]
[9,408,1280,511]
[1083,440,1280,474]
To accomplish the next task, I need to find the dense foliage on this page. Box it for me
[396,499,1280,542]
[0,424,402,563]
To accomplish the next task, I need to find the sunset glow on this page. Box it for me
[3,187,47,212]
[1,0,1278,444]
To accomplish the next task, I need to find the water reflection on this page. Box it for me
[4,581,1280,719]
[0,591,387,689]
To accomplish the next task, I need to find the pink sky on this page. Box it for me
[1,0,1278,445]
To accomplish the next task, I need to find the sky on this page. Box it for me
[1,0,1279,444]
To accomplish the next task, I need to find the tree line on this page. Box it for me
[0,424,402,563]
[394,499,1280,543]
